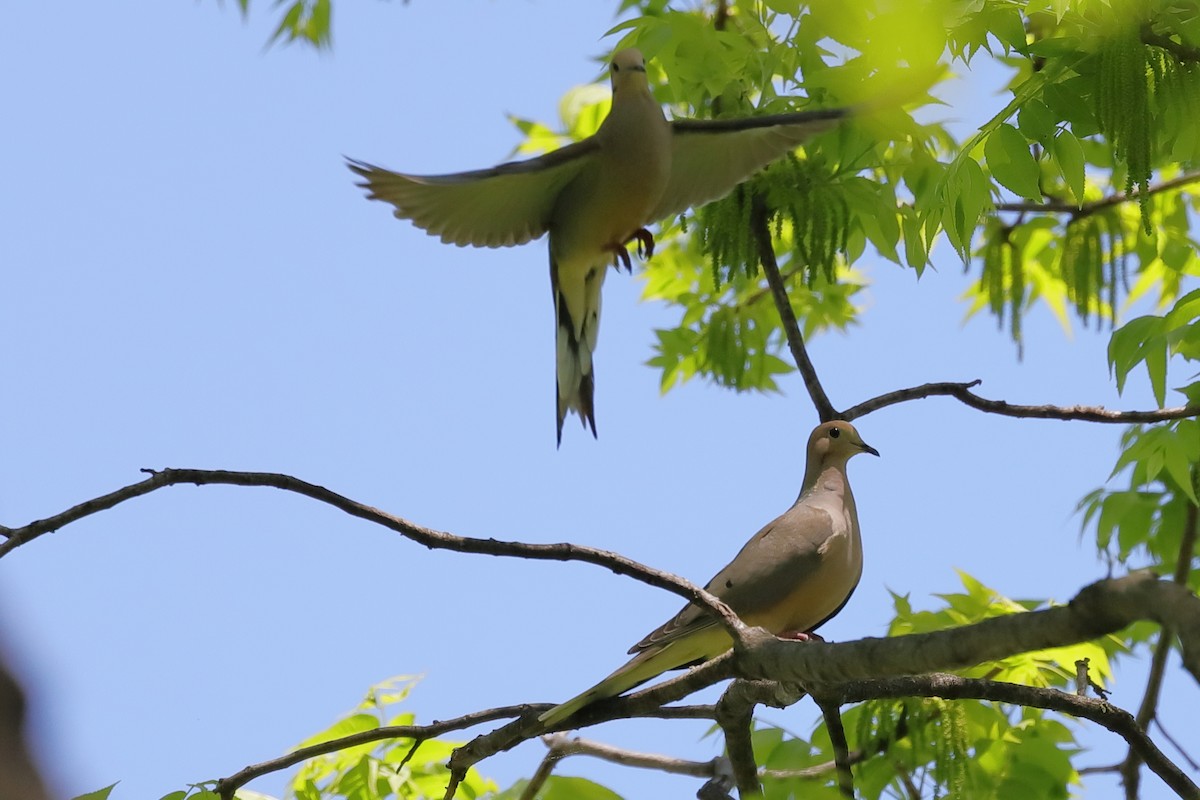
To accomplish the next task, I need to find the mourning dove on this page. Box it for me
[347,49,851,444]
[538,420,878,725]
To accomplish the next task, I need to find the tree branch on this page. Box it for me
[0,468,743,641]
[813,696,854,798]
[750,193,837,421]
[517,732,725,800]
[737,571,1200,690]
[1142,27,1200,65]
[214,704,529,800]
[825,674,1200,800]
[993,170,1200,216]
[1120,493,1199,797]
[519,730,725,800]
[840,380,1200,423]
[545,732,720,777]
[443,660,734,789]
[714,681,770,797]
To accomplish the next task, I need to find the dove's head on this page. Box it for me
[807,420,879,468]
[609,48,649,92]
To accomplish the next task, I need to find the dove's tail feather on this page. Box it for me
[552,260,605,446]
[537,627,729,727]
[554,297,598,447]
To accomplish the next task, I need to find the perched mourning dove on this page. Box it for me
[538,420,878,725]
[347,49,851,444]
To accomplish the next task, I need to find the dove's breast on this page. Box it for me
[550,91,672,254]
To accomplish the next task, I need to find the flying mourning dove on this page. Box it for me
[348,49,851,444]
[538,420,878,726]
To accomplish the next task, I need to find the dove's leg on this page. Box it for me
[777,631,826,643]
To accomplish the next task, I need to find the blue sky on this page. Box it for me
[1,3,1194,799]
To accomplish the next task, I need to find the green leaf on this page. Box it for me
[902,208,929,271]
[1017,99,1056,145]
[943,157,989,260]
[71,785,119,800]
[1108,316,1168,402]
[986,123,1043,200]
[1051,130,1086,205]
[537,775,625,800]
[1161,438,1198,504]
[294,711,378,748]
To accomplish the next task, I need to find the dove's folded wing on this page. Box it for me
[649,108,850,224]
[626,505,833,655]
[346,137,600,249]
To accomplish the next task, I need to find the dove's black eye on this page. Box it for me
[829,426,841,439]
[613,63,620,72]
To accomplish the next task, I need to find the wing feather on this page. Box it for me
[346,137,600,248]
[628,504,833,654]
[649,108,851,223]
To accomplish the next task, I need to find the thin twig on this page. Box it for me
[823,674,1200,800]
[750,193,836,421]
[1142,28,1200,65]
[714,682,764,797]
[993,170,1200,216]
[814,696,854,798]
[1079,762,1123,776]
[517,747,560,800]
[214,704,528,800]
[840,380,1200,423]
[0,468,742,639]
[761,707,909,782]
[538,733,719,777]
[1155,719,1200,772]
[1119,490,1199,797]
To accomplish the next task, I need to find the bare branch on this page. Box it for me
[1155,719,1200,772]
[814,696,854,798]
[517,747,560,800]
[1120,492,1199,797]
[841,380,1200,424]
[0,468,743,640]
[714,681,766,797]
[214,704,529,800]
[750,194,837,421]
[536,732,720,778]
[993,170,1200,216]
[1079,762,1123,776]
[444,659,733,787]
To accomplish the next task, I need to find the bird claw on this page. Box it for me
[608,244,633,273]
[629,228,655,260]
[605,229,656,273]
[778,630,825,643]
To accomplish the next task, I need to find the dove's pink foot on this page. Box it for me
[628,228,655,260]
[778,631,825,643]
